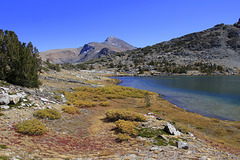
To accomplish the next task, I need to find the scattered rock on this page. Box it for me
[9,95,20,104]
[0,87,9,94]
[150,146,163,152]
[16,92,26,99]
[164,122,181,136]
[177,141,189,149]
[0,94,10,105]
[40,97,50,102]
[136,136,147,141]
[200,156,208,160]
[156,116,163,120]
[0,105,10,110]
[158,134,168,141]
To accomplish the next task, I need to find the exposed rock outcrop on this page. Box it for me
[233,18,240,28]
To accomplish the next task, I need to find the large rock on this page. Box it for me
[9,95,20,104]
[177,141,189,149]
[0,87,9,94]
[164,122,181,136]
[16,92,26,99]
[0,94,10,105]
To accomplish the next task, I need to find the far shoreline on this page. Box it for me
[110,75,240,122]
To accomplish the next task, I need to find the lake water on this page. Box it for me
[113,76,240,121]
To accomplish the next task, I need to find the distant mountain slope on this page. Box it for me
[39,36,136,64]
[91,20,240,72]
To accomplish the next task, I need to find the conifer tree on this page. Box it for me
[0,29,41,87]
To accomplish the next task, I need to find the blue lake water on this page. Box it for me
[113,76,240,121]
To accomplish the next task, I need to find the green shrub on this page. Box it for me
[62,106,81,115]
[0,144,7,149]
[34,109,62,120]
[99,101,110,107]
[105,109,147,122]
[117,133,131,141]
[73,100,97,108]
[115,119,138,136]
[15,119,46,135]
[0,156,10,160]
[45,60,60,72]
[137,127,169,138]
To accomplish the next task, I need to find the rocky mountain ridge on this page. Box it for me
[39,36,136,64]
[88,21,240,74]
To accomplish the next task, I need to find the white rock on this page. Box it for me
[0,94,10,105]
[16,92,26,99]
[200,156,208,160]
[0,105,9,110]
[0,87,9,93]
[177,141,189,149]
[136,136,147,141]
[23,99,28,102]
[9,95,20,104]
[150,146,163,152]
[47,106,52,109]
[164,122,181,136]
[40,97,49,102]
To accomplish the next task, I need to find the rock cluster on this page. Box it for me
[0,87,26,107]
[234,18,240,28]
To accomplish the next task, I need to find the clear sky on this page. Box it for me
[1,0,239,52]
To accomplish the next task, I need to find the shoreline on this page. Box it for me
[111,75,240,122]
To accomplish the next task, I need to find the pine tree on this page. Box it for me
[0,29,41,87]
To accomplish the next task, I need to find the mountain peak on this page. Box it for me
[104,36,119,42]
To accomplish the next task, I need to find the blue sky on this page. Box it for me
[1,0,239,52]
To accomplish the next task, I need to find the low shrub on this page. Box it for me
[34,109,62,120]
[115,119,138,136]
[62,106,81,115]
[105,94,125,99]
[117,133,131,141]
[99,101,110,107]
[73,100,96,108]
[0,144,7,149]
[105,109,147,122]
[137,127,169,138]
[15,119,46,135]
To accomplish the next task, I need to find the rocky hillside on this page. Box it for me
[39,36,136,64]
[89,20,240,74]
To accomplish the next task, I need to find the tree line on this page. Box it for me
[0,29,41,87]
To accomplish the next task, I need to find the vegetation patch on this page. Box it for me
[34,109,62,120]
[99,101,110,107]
[73,100,97,108]
[62,106,81,115]
[115,119,138,136]
[116,133,131,142]
[0,156,10,160]
[137,127,169,138]
[64,86,150,108]
[15,119,46,136]
[105,109,147,122]
[0,144,7,149]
